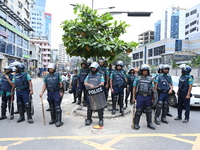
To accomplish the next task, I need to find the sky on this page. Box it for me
[45,0,200,49]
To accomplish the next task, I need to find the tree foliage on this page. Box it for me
[61,4,138,61]
[190,55,200,67]
[111,52,131,67]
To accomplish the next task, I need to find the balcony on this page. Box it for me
[42,51,51,54]
[43,57,51,60]
[42,62,49,65]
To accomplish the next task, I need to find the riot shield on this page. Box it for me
[86,86,106,110]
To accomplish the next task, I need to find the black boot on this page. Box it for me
[55,106,63,127]
[146,107,156,130]
[49,105,56,125]
[77,90,82,105]
[72,93,76,103]
[25,103,34,124]
[98,109,104,126]
[119,94,124,116]
[0,102,7,120]
[154,101,163,125]
[85,106,93,126]
[83,90,87,107]
[17,102,25,123]
[166,102,173,117]
[133,109,142,130]
[112,95,118,115]
[8,101,14,120]
[161,101,169,124]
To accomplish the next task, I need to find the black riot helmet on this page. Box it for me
[140,64,150,76]
[81,60,88,68]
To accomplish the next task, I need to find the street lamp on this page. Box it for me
[106,11,153,17]
[70,4,115,10]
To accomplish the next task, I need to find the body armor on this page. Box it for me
[128,74,136,86]
[15,73,29,89]
[1,74,13,92]
[136,76,152,95]
[72,75,78,86]
[157,75,171,92]
[112,71,125,87]
[46,73,60,90]
[79,68,89,83]
[178,75,190,92]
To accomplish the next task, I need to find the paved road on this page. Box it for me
[0,78,200,150]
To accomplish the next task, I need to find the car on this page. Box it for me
[168,76,200,107]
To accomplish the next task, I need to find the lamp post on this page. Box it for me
[70,4,115,10]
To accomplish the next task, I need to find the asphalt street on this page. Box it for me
[0,78,200,150]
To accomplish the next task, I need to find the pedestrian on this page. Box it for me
[0,66,14,120]
[76,60,90,106]
[154,64,173,125]
[84,62,106,126]
[98,59,109,102]
[11,63,34,124]
[125,68,136,107]
[132,64,156,130]
[70,70,78,103]
[174,64,193,123]
[110,61,127,116]
[40,63,63,127]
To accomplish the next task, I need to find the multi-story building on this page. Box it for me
[30,38,51,71]
[154,5,186,42]
[0,0,33,70]
[185,4,200,40]
[131,4,200,67]
[138,30,154,45]
[58,43,71,71]
[44,13,51,44]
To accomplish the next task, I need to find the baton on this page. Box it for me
[9,95,14,123]
[40,97,46,125]
[131,102,136,128]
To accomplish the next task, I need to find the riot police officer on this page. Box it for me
[175,64,193,123]
[125,68,136,107]
[11,63,34,124]
[40,63,63,127]
[132,64,156,130]
[154,64,173,125]
[0,66,14,120]
[84,62,105,126]
[110,61,127,116]
[70,70,78,103]
[77,60,90,106]
[98,59,109,101]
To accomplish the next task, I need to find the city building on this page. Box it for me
[51,48,58,63]
[30,0,47,39]
[58,43,70,71]
[0,0,33,70]
[138,30,154,45]
[44,13,51,44]
[30,38,51,71]
[131,4,200,67]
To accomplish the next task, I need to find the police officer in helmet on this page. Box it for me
[84,62,105,126]
[154,64,173,125]
[69,70,78,103]
[132,64,156,130]
[110,61,127,116]
[175,64,193,123]
[0,66,14,120]
[11,63,34,124]
[40,63,63,127]
[77,60,90,106]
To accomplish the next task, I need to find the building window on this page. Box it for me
[186,13,189,17]
[190,27,196,33]
[185,24,189,29]
[190,20,197,26]
[6,44,15,55]
[175,40,182,51]
[185,31,189,35]
[8,30,15,43]
[140,52,143,59]
[16,47,22,57]
[148,49,152,57]
[24,39,29,49]
[16,35,23,46]
[0,41,6,53]
[190,9,197,15]
[154,45,165,56]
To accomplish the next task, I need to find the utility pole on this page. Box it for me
[92,0,94,10]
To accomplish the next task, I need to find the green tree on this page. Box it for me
[61,4,138,61]
[191,55,200,67]
[111,52,131,67]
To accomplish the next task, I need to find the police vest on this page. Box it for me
[158,75,171,92]
[112,71,125,87]
[136,76,152,95]
[128,74,136,86]
[46,73,60,90]
[79,68,89,83]
[99,67,107,82]
[15,73,29,89]
[72,75,78,85]
[87,73,101,87]
[1,74,13,92]
[178,75,191,92]
[108,69,114,77]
